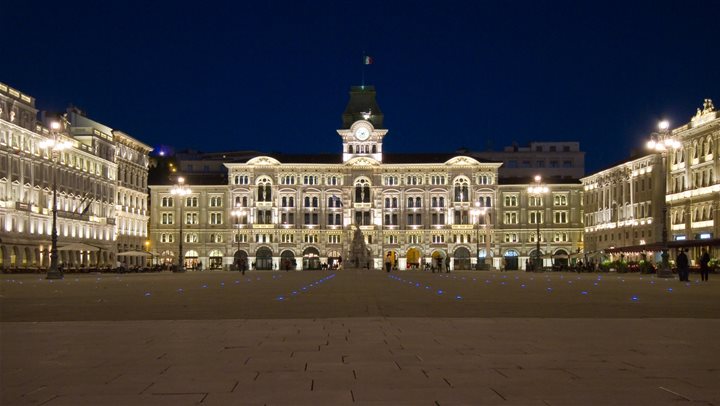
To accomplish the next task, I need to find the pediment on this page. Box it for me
[246,156,281,166]
[345,157,380,167]
[445,156,481,166]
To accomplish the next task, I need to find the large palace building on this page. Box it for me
[0,82,151,270]
[149,86,585,271]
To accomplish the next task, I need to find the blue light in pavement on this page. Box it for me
[144,292,151,296]
[521,284,526,288]
[177,288,184,293]
[631,296,639,301]
[581,291,588,295]
[455,295,462,300]
[667,288,673,292]
[202,284,208,288]
[547,288,553,292]
[437,290,444,295]
[276,296,285,301]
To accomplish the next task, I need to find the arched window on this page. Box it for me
[453,178,469,202]
[415,197,421,207]
[257,178,272,202]
[312,197,318,207]
[354,178,371,203]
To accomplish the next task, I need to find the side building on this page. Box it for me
[582,98,719,265]
[0,82,151,270]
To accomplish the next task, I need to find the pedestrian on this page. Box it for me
[699,248,710,282]
[677,249,689,282]
[385,252,392,273]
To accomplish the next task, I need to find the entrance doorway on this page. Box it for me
[280,250,296,271]
[453,247,471,270]
[431,250,447,272]
[504,249,519,270]
[303,247,320,270]
[255,247,273,270]
[234,250,248,271]
[406,248,421,269]
[208,250,223,270]
[184,250,199,270]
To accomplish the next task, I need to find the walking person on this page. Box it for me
[677,249,689,282]
[699,248,710,282]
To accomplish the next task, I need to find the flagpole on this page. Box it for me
[361,52,365,88]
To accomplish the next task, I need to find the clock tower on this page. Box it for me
[338,85,388,163]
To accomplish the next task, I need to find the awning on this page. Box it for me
[603,238,720,254]
[117,250,152,257]
[57,243,100,252]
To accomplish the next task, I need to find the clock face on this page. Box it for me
[355,127,370,141]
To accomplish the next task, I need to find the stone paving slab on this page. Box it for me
[2,318,719,405]
[1,270,719,405]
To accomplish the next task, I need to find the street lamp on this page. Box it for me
[171,177,191,272]
[528,175,549,271]
[39,121,72,280]
[646,119,680,278]
[471,202,484,270]
[144,240,151,266]
[231,205,246,272]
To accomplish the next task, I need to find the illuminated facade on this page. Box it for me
[582,99,719,261]
[149,86,585,270]
[0,83,151,269]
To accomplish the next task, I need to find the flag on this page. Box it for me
[364,55,373,65]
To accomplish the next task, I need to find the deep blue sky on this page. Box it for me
[3,0,718,173]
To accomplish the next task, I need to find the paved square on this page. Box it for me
[2,270,719,405]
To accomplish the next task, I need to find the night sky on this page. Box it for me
[3,0,719,173]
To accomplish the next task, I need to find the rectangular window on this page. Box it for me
[209,212,223,225]
[529,211,544,224]
[186,197,199,207]
[185,212,199,225]
[209,196,223,207]
[553,194,568,206]
[432,234,445,243]
[161,213,174,225]
[503,212,518,224]
[554,211,568,224]
[504,195,518,207]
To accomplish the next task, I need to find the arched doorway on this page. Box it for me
[208,249,223,270]
[255,247,273,270]
[504,249,519,270]
[406,248,421,269]
[431,250,447,272]
[554,249,569,269]
[327,250,341,269]
[161,250,174,266]
[453,247,471,270]
[234,250,248,271]
[303,247,320,270]
[281,250,296,271]
[185,250,199,270]
[528,249,543,270]
[478,248,494,270]
[384,250,398,270]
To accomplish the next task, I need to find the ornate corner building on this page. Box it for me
[149,86,585,271]
[582,99,719,263]
[0,82,152,269]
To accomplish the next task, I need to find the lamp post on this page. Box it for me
[39,121,72,280]
[646,120,680,278]
[528,175,549,271]
[171,177,191,272]
[231,205,246,271]
[471,202,483,270]
[144,240,152,266]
